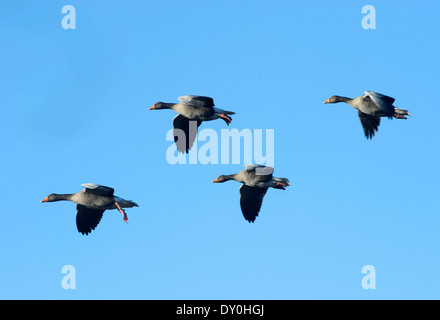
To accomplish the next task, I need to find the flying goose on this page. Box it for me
[212,164,290,223]
[149,95,235,153]
[324,91,411,139]
[41,183,139,235]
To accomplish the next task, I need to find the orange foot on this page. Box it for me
[218,114,232,125]
[394,114,407,119]
[274,181,287,190]
[115,202,129,223]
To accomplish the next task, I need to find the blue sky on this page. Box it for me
[1,0,439,299]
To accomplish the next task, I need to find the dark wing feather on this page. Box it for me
[173,114,202,153]
[83,184,114,196]
[239,185,268,223]
[366,91,395,105]
[358,110,381,139]
[243,165,273,184]
[244,164,274,175]
[364,91,395,116]
[76,205,104,235]
[178,95,215,109]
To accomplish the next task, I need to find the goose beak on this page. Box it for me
[212,178,219,183]
[149,105,156,110]
[41,197,49,203]
[323,98,330,104]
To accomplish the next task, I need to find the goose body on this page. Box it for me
[324,91,411,139]
[41,183,139,235]
[213,165,290,223]
[149,95,235,153]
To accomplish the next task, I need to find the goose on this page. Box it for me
[324,91,411,139]
[41,183,139,235]
[149,95,235,153]
[212,164,290,223]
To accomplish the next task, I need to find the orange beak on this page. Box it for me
[41,197,49,203]
[149,105,156,110]
[212,178,219,183]
[323,98,330,104]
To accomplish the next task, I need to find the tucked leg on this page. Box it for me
[394,114,407,119]
[273,181,287,190]
[275,181,287,187]
[218,114,232,125]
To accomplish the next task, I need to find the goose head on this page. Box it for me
[324,95,343,104]
[149,102,170,110]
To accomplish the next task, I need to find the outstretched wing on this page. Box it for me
[178,95,215,109]
[358,110,381,139]
[173,114,202,153]
[364,91,395,116]
[81,183,114,196]
[239,185,268,223]
[76,205,104,235]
